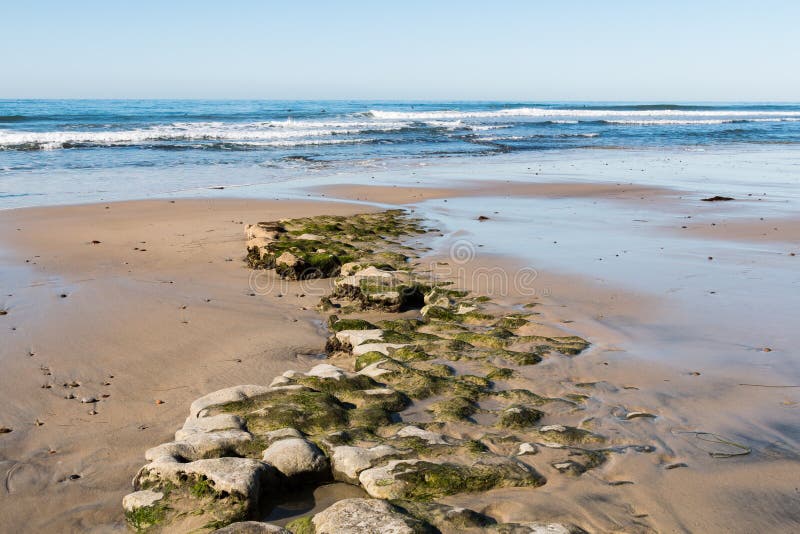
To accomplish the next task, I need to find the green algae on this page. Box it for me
[391,459,543,501]
[535,425,605,445]
[125,502,168,532]
[220,389,348,435]
[428,396,478,422]
[328,317,378,332]
[286,516,315,534]
[497,405,544,429]
[355,351,389,371]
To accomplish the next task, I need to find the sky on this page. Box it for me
[1,0,799,101]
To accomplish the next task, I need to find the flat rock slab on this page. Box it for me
[122,489,163,512]
[312,498,430,534]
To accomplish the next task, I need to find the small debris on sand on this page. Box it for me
[701,196,734,202]
[665,462,688,470]
[0,427,12,434]
[477,215,490,221]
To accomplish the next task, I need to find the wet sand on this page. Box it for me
[1,181,799,532]
[0,199,370,532]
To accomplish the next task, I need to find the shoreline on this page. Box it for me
[1,182,799,532]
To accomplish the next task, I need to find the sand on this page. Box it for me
[1,186,799,533]
[0,199,371,532]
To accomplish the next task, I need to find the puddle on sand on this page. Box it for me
[262,482,367,525]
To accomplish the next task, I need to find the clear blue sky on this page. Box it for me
[1,0,798,100]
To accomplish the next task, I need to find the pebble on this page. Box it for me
[65,393,75,399]
[155,399,165,405]
[88,409,97,415]
[80,396,98,404]
[0,427,12,434]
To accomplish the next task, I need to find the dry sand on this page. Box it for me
[1,188,798,533]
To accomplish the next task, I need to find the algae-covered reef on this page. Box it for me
[245,210,425,280]
[122,209,647,533]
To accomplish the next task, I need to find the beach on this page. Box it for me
[1,99,799,534]
[1,156,799,532]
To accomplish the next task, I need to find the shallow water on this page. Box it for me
[2,100,800,208]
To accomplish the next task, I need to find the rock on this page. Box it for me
[334,267,424,312]
[330,444,405,484]
[357,360,393,379]
[176,413,245,440]
[336,329,385,348]
[552,461,586,476]
[269,376,292,387]
[517,443,539,456]
[122,489,163,512]
[245,222,285,240]
[263,427,303,445]
[535,425,604,446]
[297,233,325,241]
[395,425,450,445]
[359,456,544,500]
[189,385,273,417]
[392,500,495,531]
[80,396,97,404]
[246,237,272,253]
[312,498,431,534]
[261,438,329,481]
[213,521,290,533]
[359,459,419,499]
[498,405,543,429]
[353,342,408,357]
[492,522,586,534]
[275,251,299,267]
[701,196,734,202]
[423,287,454,308]
[146,430,253,463]
[305,363,348,380]
[340,262,363,276]
[135,456,275,505]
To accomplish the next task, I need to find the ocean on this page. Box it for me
[2,100,800,207]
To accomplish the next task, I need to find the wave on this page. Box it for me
[602,118,800,125]
[0,121,408,150]
[368,108,800,120]
[474,133,600,142]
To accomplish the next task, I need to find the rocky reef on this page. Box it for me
[123,209,650,533]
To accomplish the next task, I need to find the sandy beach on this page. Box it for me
[1,176,798,533]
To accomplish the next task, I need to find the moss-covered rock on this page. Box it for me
[359,457,544,500]
[428,396,478,422]
[328,317,378,332]
[534,425,605,446]
[497,405,544,429]
[217,389,349,435]
[392,500,496,531]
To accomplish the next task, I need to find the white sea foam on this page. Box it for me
[475,133,599,142]
[604,118,800,125]
[0,121,409,150]
[369,108,800,120]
